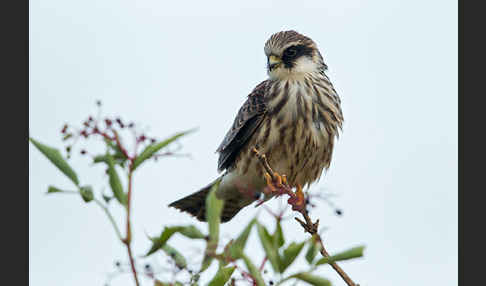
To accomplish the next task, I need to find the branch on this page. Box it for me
[251,147,359,286]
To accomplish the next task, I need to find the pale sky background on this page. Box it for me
[29,0,457,285]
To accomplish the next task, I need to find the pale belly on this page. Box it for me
[232,111,334,191]
[263,114,332,187]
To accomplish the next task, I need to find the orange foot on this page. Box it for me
[264,171,287,194]
[288,184,306,211]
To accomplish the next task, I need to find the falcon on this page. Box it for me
[169,30,343,222]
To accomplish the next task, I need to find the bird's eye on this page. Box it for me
[284,47,297,57]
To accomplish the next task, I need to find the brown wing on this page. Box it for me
[216,80,269,172]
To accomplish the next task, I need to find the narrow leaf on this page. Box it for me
[154,281,184,286]
[291,272,331,286]
[132,129,195,171]
[208,266,236,286]
[146,226,186,256]
[62,134,73,141]
[228,218,256,259]
[241,254,266,286]
[279,241,305,272]
[145,225,207,256]
[200,255,214,273]
[207,178,223,247]
[93,153,126,166]
[30,138,79,185]
[315,246,365,266]
[257,222,280,273]
[47,186,65,194]
[273,219,285,249]
[178,225,206,239]
[305,236,321,264]
[79,186,94,203]
[106,153,126,206]
[201,178,223,272]
[145,227,181,256]
[162,244,187,269]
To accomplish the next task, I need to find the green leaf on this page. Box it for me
[79,186,94,203]
[315,245,365,266]
[93,152,127,166]
[162,244,187,269]
[206,178,223,247]
[105,153,126,206]
[30,138,79,186]
[132,129,195,171]
[200,255,214,273]
[103,137,124,156]
[93,154,110,164]
[291,272,331,286]
[201,178,223,272]
[257,222,280,273]
[102,194,112,203]
[47,186,65,194]
[228,218,256,259]
[145,226,206,256]
[146,227,180,256]
[241,254,266,286]
[178,225,206,239]
[279,241,305,272]
[154,281,184,286]
[305,236,321,264]
[273,219,285,249]
[208,266,236,286]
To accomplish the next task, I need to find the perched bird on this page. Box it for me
[169,30,343,222]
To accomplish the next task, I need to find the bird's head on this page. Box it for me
[264,30,327,80]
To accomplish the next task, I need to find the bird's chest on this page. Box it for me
[257,83,331,185]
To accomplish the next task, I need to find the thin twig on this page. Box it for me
[251,147,359,286]
[259,256,268,272]
[94,199,123,240]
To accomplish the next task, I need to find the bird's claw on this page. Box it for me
[264,171,286,194]
[288,184,306,212]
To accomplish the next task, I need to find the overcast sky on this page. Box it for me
[29,0,457,285]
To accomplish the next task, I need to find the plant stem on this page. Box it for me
[94,199,123,241]
[122,170,140,286]
[297,212,358,286]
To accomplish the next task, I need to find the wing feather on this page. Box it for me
[216,80,269,172]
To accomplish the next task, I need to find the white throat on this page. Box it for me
[268,57,319,81]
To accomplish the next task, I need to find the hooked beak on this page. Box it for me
[267,55,282,71]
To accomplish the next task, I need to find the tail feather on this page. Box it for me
[168,179,251,223]
[168,184,211,222]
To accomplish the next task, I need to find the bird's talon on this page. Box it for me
[264,172,277,194]
[295,184,304,198]
[274,172,282,187]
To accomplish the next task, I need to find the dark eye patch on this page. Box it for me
[282,44,313,68]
